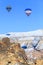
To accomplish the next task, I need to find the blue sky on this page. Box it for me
[0,0,43,33]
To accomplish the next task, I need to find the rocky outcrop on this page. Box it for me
[0,37,28,65]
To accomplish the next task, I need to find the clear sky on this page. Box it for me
[0,0,43,33]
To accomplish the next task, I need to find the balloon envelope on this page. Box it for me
[21,45,27,49]
[6,34,11,36]
[6,6,12,12]
[25,8,32,16]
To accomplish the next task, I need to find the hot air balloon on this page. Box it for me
[6,5,12,12]
[6,33,11,36]
[25,8,32,16]
[21,45,27,49]
[21,43,27,49]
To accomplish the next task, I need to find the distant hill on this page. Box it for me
[0,29,43,50]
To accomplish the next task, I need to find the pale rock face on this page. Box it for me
[25,49,43,60]
[36,43,43,50]
[0,29,43,51]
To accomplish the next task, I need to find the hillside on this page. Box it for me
[0,29,43,65]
